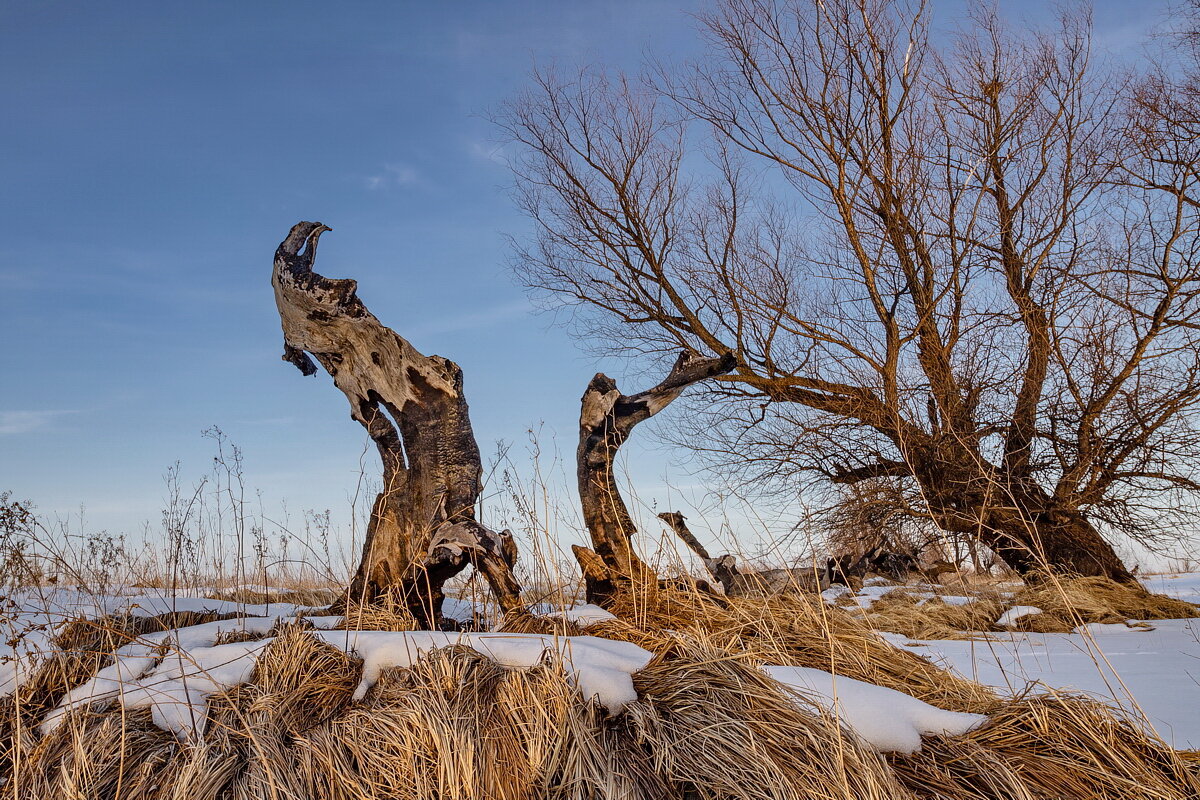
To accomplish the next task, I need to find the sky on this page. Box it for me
[0,1,1175,563]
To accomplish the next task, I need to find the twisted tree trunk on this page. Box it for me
[272,221,522,628]
[573,351,735,606]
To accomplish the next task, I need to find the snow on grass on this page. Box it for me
[995,605,1043,627]
[902,617,1200,749]
[763,665,987,754]
[544,604,618,625]
[33,608,656,739]
[922,595,977,607]
[311,629,652,712]
[39,618,992,748]
[820,584,853,603]
[40,655,158,733]
[114,640,272,737]
[0,586,329,695]
[38,614,344,736]
[3,586,320,620]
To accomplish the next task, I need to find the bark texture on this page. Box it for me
[273,221,522,627]
[574,351,735,605]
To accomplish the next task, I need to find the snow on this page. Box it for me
[1142,571,1200,603]
[38,614,343,737]
[846,585,902,609]
[17,575,1200,751]
[762,665,988,754]
[311,630,652,713]
[41,655,158,733]
[995,605,1042,627]
[0,587,332,696]
[874,631,914,649]
[441,597,486,625]
[902,617,1200,749]
[37,627,653,739]
[117,640,271,737]
[924,595,977,607]
[544,604,618,625]
[821,584,853,602]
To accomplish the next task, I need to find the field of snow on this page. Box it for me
[901,572,1200,750]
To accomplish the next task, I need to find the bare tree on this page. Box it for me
[500,0,1200,583]
[273,222,523,627]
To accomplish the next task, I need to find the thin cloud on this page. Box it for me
[467,140,509,166]
[365,163,420,190]
[0,410,77,435]
[409,299,533,338]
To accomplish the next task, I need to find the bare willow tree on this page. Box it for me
[499,0,1200,583]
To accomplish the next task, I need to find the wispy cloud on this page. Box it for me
[409,299,533,338]
[0,410,77,435]
[365,163,420,190]
[467,140,509,166]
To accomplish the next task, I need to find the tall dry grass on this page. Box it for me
[3,431,1199,797]
[2,583,1196,800]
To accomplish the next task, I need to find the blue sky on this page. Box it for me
[0,1,1168,555]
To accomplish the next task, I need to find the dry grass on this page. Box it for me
[892,693,1200,799]
[0,584,1196,799]
[207,588,339,607]
[1012,575,1200,633]
[338,596,421,632]
[572,586,998,712]
[863,591,1008,639]
[629,639,915,800]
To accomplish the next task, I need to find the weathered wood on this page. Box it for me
[659,510,832,596]
[658,512,712,561]
[575,351,735,605]
[273,221,522,628]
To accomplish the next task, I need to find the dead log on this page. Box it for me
[659,510,832,596]
[272,221,522,628]
[574,351,735,605]
[658,512,713,561]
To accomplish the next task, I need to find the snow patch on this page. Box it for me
[763,665,987,754]
[313,630,652,713]
[821,584,853,603]
[905,617,1200,749]
[995,605,1042,627]
[927,595,977,607]
[1074,621,1154,635]
[545,604,618,626]
[41,655,158,734]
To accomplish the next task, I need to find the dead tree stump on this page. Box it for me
[574,351,735,606]
[272,221,522,628]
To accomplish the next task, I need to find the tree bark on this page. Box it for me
[272,221,523,627]
[894,457,1138,585]
[574,351,736,605]
[980,504,1136,584]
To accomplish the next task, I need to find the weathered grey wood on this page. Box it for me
[575,351,735,605]
[273,221,522,627]
[659,510,832,596]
